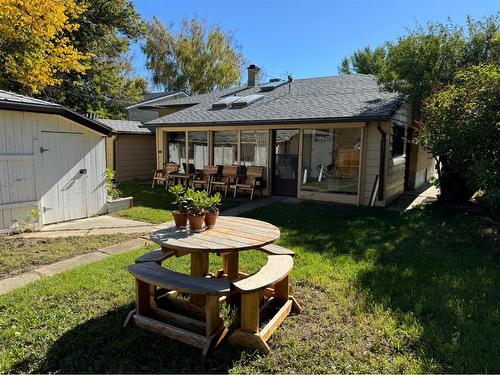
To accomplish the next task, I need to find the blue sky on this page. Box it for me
[130,0,499,87]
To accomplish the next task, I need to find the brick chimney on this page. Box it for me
[247,64,260,87]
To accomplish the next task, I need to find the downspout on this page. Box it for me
[377,122,386,201]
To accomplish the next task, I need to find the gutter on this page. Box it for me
[377,122,386,201]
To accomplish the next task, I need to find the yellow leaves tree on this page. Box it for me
[0,0,90,93]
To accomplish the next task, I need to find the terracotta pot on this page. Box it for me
[188,214,206,232]
[172,210,188,229]
[204,210,219,229]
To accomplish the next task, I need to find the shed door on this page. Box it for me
[41,132,87,224]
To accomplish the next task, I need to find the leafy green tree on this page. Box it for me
[42,0,147,118]
[420,63,500,205]
[143,17,244,94]
[338,46,386,75]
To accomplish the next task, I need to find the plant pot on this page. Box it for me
[204,210,219,229]
[188,214,206,232]
[172,210,188,229]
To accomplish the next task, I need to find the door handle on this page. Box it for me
[79,169,87,174]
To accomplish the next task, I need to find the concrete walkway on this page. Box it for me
[0,237,153,296]
[388,184,439,212]
[0,195,285,295]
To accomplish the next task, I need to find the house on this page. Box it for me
[98,119,156,182]
[145,65,434,206]
[126,91,188,122]
[0,90,112,230]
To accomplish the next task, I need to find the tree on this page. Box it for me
[420,64,499,206]
[43,0,147,118]
[338,46,386,75]
[143,17,244,94]
[0,0,89,93]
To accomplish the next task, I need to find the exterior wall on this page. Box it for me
[408,144,435,189]
[360,121,386,207]
[127,107,159,122]
[105,136,115,169]
[0,109,107,229]
[114,134,156,182]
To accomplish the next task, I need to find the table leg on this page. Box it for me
[191,251,209,306]
[223,252,239,279]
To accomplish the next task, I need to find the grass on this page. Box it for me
[0,234,137,279]
[0,202,498,373]
[114,182,246,224]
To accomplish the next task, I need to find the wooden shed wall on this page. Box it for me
[114,134,156,181]
[0,109,107,229]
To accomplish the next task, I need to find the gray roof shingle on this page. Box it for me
[98,119,153,134]
[145,74,404,127]
[0,90,63,108]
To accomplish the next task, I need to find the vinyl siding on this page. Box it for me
[114,134,156,181]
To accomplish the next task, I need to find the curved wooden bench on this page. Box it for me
[135,249,175,264]
[258,244,296,257]
[126,262,230,355]
[228,255,300,353]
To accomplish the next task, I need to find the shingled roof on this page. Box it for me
[145,74,404,127]
[0,90,111,135]
[98,119,153,134]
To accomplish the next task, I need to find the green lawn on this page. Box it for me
[0,202,498,373]
[114,182,246,224]
[0,234,137,279]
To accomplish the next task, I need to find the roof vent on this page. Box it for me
[260,79,287,92]
[212,96,241,109]
[231,94,264,108]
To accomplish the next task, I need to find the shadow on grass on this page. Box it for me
[30,304,249,374]
[243,202,500,372]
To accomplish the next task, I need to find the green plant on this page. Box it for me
[168,184,190,212]
[10,207,41,234]
[206,192,222,213]
[184,188,209,216]
[106,169,122,199]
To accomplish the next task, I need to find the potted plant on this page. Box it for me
[204,192,221,229]
[184,188,207,232]
[169,184,189,229]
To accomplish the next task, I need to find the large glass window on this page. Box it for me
[188,131,208,172]
[392,124,405,157]
[301,128,361,195]
[241,131,269,180]
[167,131,186,173]
[213,131,238,165]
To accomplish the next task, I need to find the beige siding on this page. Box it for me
[105,136,115,170]
[0,109,107,229]
[361,121,386,206]
[115,134,156,181]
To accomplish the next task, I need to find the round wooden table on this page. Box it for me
[150,216,280,292]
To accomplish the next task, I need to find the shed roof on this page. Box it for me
[145,74,404,128]
[0,90,112,135]
[98,119,153,135]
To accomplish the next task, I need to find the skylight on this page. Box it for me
[260,79,287,92]
[212,96,241,109]
[231,94,264,108]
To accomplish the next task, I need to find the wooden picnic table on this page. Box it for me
[150,216,280,282]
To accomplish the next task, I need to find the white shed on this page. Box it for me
[0,90,112,230]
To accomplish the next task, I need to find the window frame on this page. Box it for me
[391,123,406,158]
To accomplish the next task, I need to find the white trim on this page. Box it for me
[0,200,38,209]
[126,92,188,109]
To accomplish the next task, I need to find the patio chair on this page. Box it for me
[209,165,238,196]
[227,253,301,353]
[231,166,264,200]
[151,163,179,189]
[192,165,219,193]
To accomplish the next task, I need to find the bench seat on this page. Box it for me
[128,262,230,296]
[258,244,296,257]
[232,255,293,293]
[135,249,175,264]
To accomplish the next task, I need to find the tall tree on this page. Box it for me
[143,17,244,94]
[43,0,147,118]
[338,46,386,75]
[0,0,89,93]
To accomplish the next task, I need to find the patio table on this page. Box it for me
[150,216,280,303]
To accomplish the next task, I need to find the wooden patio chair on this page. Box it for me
[231,166,264,200]
[151,163,179,189]
[192,165,219,193]
[209,165,238,196]
[227,253,301,353]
